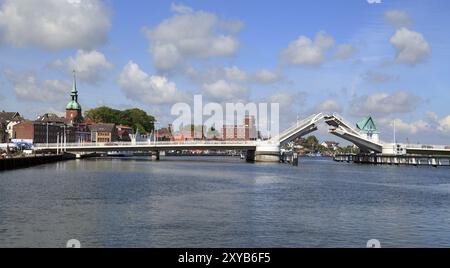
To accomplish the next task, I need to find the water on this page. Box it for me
[1,156,450,248]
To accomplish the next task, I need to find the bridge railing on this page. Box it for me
[403,144,450,150]
[277,113,323,139]
[33,140,259,148]
[328,113,360,134]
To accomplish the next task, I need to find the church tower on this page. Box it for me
[66,70,83,124]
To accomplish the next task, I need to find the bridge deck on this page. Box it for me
[34,141,259,152]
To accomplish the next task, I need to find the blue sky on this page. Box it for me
[0,0,449,144]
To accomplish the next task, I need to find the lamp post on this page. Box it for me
[155,122,160,144]
[63,124,66,153]
[150,120,160,144]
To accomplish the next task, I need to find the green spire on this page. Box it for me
[67,70,82,110]
[71,70,78,95]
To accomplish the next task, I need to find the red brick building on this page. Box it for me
[13,121,75,144]
[222,116,256,141]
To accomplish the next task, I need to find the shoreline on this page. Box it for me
[0,154,75,172]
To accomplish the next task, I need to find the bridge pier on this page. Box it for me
[245,150,255,162]
[254,143,280,162]
[245,144,280,163]
[151,151,160,161]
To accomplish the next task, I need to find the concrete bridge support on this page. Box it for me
[255,143,280,162]
[245,143,280,162]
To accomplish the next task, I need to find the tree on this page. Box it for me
[304,135,319,151]
[85,106,155,134]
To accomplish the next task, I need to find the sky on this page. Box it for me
[0,0,449,144]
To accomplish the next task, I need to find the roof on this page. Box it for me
[0,112,22,123]
[89,123,116,132]
[158,127,173,136]
[36,113,68,124]
[323,141,339,145]
[67,100,82,110]
[356,116,379,133]
[117,125,133,130]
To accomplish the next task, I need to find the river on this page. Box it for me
[1,157,450,248]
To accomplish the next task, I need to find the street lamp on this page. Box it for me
[149,120,160,144]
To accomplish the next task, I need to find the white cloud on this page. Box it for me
[280,31,350,66]
[269,91,295,108]
[0,0,111,51]
[144,5,242,71]
[203,80,248,102]
[438,115,450,133]
[363,71,398,84]
[4,70,69,103]
[50,50,113,84]
[281,32,331,66]
[186,65,281,85]
[378,113,450,136]
[316,99,343,113]
[392,118,428,134]
[269,91,307,110]
[335,44,357,60]
[385,10,412,29]
[350,90,421,116]
[118,61,186,105]
[252,69,281,84]
[390,28,431,65]
[224,66,247,82]
[426,111,439,123]
[315,31,335,49]
[170,2,193,14]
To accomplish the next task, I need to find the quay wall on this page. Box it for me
[0,154,74,172]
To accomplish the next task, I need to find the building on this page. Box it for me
[321,141,340,151]
[116,125,133,142]
[13,121,75,144]
[172,129,196,141]
[90,124,117,143]
[37,113,68,126]
[222,116,256,141]
[74,124,91,143]
[156,124,173,141]
[0,111,23,141]
[35,113,77,143]
[0,122,7,143]
[356,116,380,142]
[66,71,83,124]
[172,125,208,141]
[244,116,257,140]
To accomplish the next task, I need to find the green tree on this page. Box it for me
[85,106,155,134]
[304,135,319,151]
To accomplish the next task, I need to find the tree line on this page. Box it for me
[85,106,155,134]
